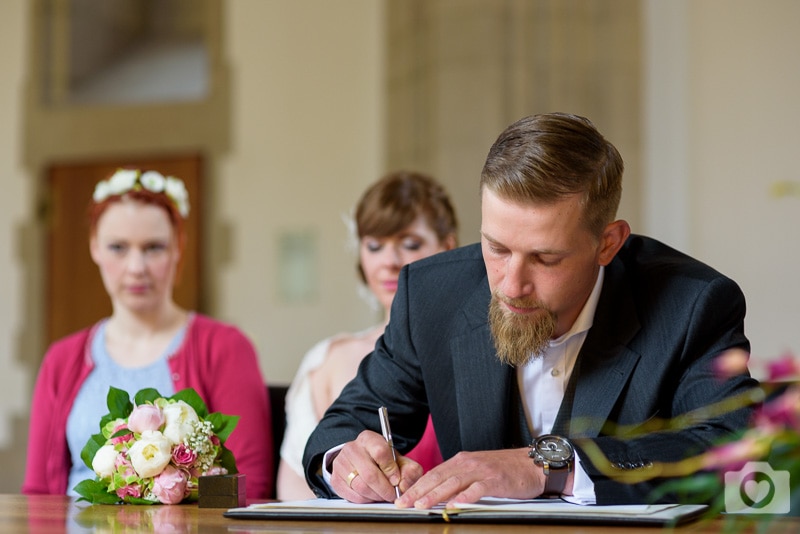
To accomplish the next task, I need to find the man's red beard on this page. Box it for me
[488,291,557,367]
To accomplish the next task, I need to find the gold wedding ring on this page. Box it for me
[346,469,359,488]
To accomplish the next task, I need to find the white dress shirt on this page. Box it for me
[518,267,604,505]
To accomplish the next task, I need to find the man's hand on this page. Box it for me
[396,448,574,509]
[331,430,424,503]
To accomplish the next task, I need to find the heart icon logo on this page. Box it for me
[739,471,775,509]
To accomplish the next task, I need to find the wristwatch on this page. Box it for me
[529,434,574,497]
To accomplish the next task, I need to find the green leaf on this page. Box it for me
[171,388,208,417]
[218,445,238,474]
[134,388,163,406]
[206,412,239,442]
[74,479,121,504]
[80,433,106,470]
[106,386,133,419]
[124,496,156,505]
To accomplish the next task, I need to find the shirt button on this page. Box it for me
[551,368,560,377]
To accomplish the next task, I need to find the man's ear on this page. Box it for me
[597,220,631,266]
[442,234,457,251]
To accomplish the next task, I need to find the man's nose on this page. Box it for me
[500,255,532,299]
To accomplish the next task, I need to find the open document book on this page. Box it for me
[224,497,708,526]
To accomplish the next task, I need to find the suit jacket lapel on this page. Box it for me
[449,281,517,453]
[560,260,643,438]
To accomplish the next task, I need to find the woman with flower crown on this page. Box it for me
[22,169,274,499]
[276,171,458,500]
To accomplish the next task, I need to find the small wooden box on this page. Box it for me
[198,474,246,508]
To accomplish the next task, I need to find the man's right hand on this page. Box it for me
[331,430,424,503]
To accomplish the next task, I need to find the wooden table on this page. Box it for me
[2,494,798,533]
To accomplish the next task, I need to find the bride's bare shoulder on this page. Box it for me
[325,326,382,362]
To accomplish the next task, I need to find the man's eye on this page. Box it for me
[538,257,562,267]
[108,244,126,253]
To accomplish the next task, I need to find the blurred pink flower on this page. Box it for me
[754,385,800,430]
[766,352,800,381]
[702,433,768,472]
[151,465,190,505]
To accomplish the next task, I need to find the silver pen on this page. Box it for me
[378,406,402,498]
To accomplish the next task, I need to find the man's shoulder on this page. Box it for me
[617,234,731,282]
[408,242,484,272]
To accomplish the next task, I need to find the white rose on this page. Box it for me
[129,430,172,479]
[139,171,166,193]
[164,176,190,217]
[161,401,200,445]
[91,444,120,478]
[92,180,111,203]
[108,169,139,194]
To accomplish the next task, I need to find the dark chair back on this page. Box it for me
[268,384,289,498]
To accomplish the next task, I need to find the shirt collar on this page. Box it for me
[549,266,605,347]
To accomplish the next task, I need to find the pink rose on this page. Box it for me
[114,454,136,479]
[171,443,198,467]
[110,422,134,445]
[152,465,190,504]
[128,404,166,434]
[116,483,142,500]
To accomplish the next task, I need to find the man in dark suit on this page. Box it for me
[303,112,757,506]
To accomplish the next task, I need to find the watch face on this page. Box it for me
[535,436,574,462]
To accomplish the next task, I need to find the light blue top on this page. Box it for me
[65,320,185,496]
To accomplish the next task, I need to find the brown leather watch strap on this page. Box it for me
[542,466,569,496]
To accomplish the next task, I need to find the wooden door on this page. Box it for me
[45,154,203,346]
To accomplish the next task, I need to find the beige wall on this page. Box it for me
[642,0,800,376]
[0,0,30,453]
[1,0,799,492]
[216,0,385,386]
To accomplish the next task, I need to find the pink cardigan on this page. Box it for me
[22,314,274,499]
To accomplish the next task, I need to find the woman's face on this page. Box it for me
[359,215,454,313]
[90,199,180,315]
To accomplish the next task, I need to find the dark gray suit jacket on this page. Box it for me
[303,235,757,504]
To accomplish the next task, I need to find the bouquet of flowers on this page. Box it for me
[74,387,239,505]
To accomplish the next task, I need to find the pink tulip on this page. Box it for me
[128,404,166,434]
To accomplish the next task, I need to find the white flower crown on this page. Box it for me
[92,169,190,218]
